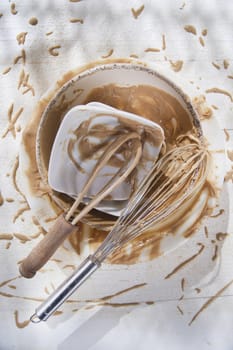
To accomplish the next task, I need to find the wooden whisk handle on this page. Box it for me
[19,215,78,278]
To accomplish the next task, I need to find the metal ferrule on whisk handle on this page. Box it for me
[30,223,126,323]
[31,255,101,322]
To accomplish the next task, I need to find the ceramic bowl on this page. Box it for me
[36,61,203,228]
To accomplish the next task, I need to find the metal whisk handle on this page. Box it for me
[31,255,100,322]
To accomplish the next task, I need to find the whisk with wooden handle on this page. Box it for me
[19,132,142,278]
[30,139,210,322]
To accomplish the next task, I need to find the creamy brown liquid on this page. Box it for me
[84,84,193,145]
[22,59,209,265]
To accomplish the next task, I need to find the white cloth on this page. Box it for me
[0,0,233,349]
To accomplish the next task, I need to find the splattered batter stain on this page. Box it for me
[16,32,28,45]
[130,54,139,58]
[29,17,38,26]
[223,129,230,141]
[14,49,26,65]
[212,62,221,70]
[162,34,166,50]
[205,88,233,102]
[169,60,183,72]
[184,25,197,35]
[165,244,205,279]
[2,104,24,139]
[189,279,233,325]
[204,226,209,238]
[13,233,31,243]
[0,192,4,206]
[48,45,61,56]
[2,67,12,75]
[177,305,184,315]
[223,59,229,69]
[18,69,35,96]
[10,3,18,15]
[212,245,218,261]
[144,47,160,52]
[210,209,225,218]
[101,49,114,58]
[181,278,185,292]
[0,276,21,288]
[227,150,233,161]
[202,29,208,36]
[224,166,233,182]
[70,18,84,23]
[131,5,145,19]
[216,232,228,241]
[14,310,30,328]
[199,36,205,47]
[13,203,30,223]
[0,234,13,240]
[62,264,76,271]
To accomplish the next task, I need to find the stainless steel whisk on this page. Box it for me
[31,139,210,322]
